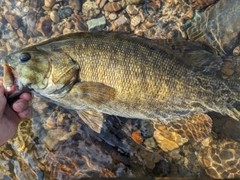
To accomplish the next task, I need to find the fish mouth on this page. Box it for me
[3,63,31,99]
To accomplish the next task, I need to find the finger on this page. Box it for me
[12,99,29,113]
[0,80,6,118]
[17,106,32,119]
[4,104,21,124]
[19,92,32,101]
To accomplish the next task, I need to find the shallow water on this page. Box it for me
[0,0,240,179]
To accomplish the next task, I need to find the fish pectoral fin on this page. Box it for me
[77,110,104,133]
[69,81,116,105]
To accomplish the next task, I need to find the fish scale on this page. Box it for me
[47,36,217,118]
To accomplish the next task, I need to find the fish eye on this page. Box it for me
[19,52,31,62]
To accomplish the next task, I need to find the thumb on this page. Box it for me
[0,80,7,119]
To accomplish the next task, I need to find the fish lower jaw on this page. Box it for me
[6,81,28,98]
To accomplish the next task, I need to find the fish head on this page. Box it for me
[3,46,79,98]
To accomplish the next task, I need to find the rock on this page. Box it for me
[109,13,117,20]
[139,20,155,30]
[36,16,53,37]
[113,14,128,27]
[125,0,145,5]
[17,28,28,42]
[154,129,183,152]
[126,5,139,15]
[69,0,81,11]
[104,2,122,12]
[131,130,143,144]
[65,21,74,29]
[82,0,101,18]
[5,41,12,52]
[87,16,106,32]
[190,0,218,10]
[201,139,240,179]
[57,6,73,19]
[233,45,240,56]
[187,0,240,55]
[220,61,234,76]
[99,0,107,8]
[50,11,60,23]
[144,137,158,151]
[146,1,161,15]
[182,8,194,21]
[131,15,142,27]
[116,24,131,32]
[71,14,88,31]
[4,11,19,29]
[63,28,73,34]
[44,0,56,8]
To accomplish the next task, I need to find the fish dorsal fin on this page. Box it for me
[142,38,223,75]
[77,110,104,133]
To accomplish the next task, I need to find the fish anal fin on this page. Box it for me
[77,110,104,133]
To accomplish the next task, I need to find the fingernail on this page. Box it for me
[23,108,29,116]
[16,101,24,110]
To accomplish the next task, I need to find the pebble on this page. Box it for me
[125,0,145,5]
[5,41,12,52]
[126,5,139,15]
[71,14,88,31]
[17,28,28,41]
[113,14,128,27]
[190,0,218,10]
[131,130,143,144]
[44,0,56,8]
[63,27,73,34]
[233,45,240,56]
[220,61,234,76]
[153,129,188,152]
[130,15,141,27]
[143,137,158,151]
[65,20,74,29]
[82,0,101,18]
[87,16,106,32]
[69,0,81,11]
[146,1,161,15]
[50,10,60,23]
[57,6,73,19]
[116,23,131,32]
[99,0,107,9]
[109,13,117,20]
[36,16,53,37]
[104,2,122,12]
[182,8,194,20]
[3,11,19,29]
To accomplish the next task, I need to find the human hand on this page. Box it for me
[0,77,32,146]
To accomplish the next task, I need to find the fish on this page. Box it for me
[2,32,240,136]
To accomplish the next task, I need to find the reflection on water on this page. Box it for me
[0,0,240,179]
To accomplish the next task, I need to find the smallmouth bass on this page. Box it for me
[2,32,240,134]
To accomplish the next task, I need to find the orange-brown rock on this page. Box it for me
[104,2,122,12]
[4,11,19,29]
[131,130,143,144]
